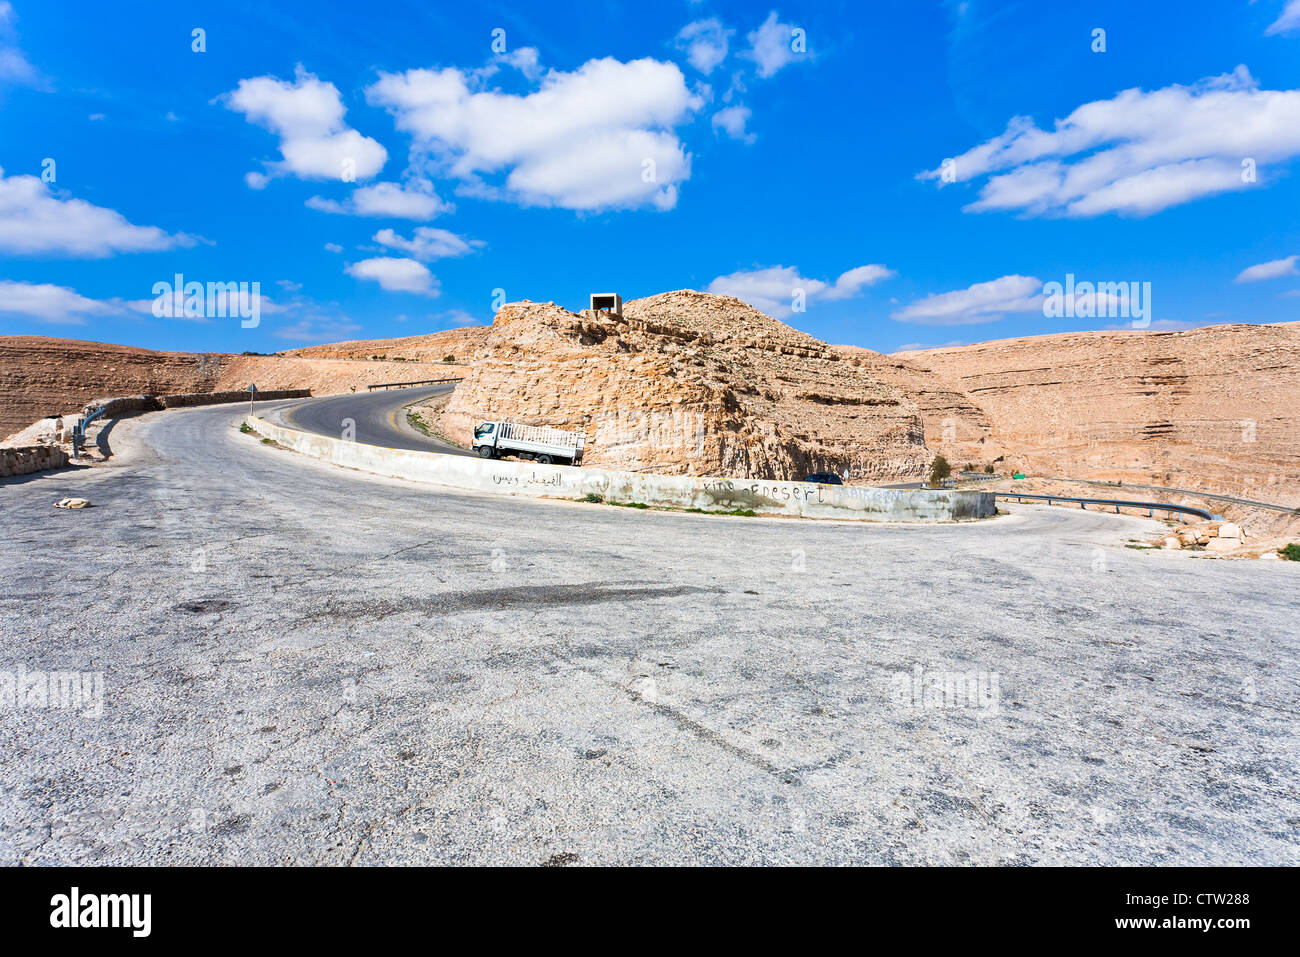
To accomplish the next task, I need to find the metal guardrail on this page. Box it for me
[1040,477,1299,515]
[71,405,106,458]
[367,377,464,391]
[995,492,1218,522]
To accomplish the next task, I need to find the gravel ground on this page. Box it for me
[1,402,1297,865]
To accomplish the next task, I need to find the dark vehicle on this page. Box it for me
[803,472,843,485]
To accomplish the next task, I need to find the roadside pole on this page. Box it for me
[249,383,257,419]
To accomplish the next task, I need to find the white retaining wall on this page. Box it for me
[248,415,994,522]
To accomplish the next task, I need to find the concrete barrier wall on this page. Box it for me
[249,415,994,522]
[0,444,70,478]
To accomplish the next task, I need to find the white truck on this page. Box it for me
[472,420,586,466]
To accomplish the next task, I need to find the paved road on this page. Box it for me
[268,385,471,456]
[1,403,1297,865]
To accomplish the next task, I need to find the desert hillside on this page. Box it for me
[439,290,935,482]
[7,313,1298,499]
[0,336,463,441]
[897,323,1300,498]
[833,345,1007,468]
[279,326,490,362]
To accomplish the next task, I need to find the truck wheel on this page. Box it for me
[536,454,553,464]
[477,446,494,458]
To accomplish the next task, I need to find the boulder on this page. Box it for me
[1218,522,1242,540]
[1205,538,1238,552]
[1163,537,1181,550]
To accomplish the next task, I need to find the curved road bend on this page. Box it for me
[263,384,472,455]
[0,403,1297,865]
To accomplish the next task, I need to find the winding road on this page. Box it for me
[0,398,1297,865]
[267,384,470,455]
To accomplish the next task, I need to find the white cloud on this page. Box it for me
[0,1,37,86]
[306,179,449,219]
[892,275,1044,325]
[367,56,700,211]
[1235,254,1298,282]
[712,105,755,144]
[922,67,1300,217]
[675,19,733,74]
[497,47,542,81]
[345,256,438,296]
[0,280,118,323]
[373,226,482,261]
[743,11,805,78]
[273,317,364,342]
[0,167,195,258]
[707,263,894,318]
[323,242,343,253]
[221,66,387,183]
[824,264,896,300]
[122,288,284,321]
[1266,0,1300,35]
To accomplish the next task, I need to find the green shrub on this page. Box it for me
[582,492,604,503]
[984,464,995,474]
[443,354,455,363]
[239,422,253,434]
[1280,543,1300,561]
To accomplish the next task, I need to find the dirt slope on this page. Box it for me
[279,327,491,362]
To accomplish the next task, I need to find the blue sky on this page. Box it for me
[2,0,1299,354]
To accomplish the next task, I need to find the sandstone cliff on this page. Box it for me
[439,291,933,482]
[897,323,1300,498]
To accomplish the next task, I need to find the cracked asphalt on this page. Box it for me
[1,401,1298,865]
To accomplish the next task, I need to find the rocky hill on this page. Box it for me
[439,291,934,482]
[897,322,1300,499]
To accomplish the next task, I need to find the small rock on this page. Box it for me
[1260,552,1280,561]
[53,497,90,509]
[1218,522,1242,540]
[1205,538,1238,552]
[1162,537,1181,550]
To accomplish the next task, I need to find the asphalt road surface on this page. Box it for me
[270,385,470,455]
[1,401,1297,865]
